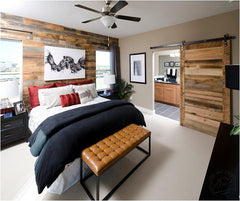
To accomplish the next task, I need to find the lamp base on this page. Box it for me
[0,98,14,114]
[103,89,107,96]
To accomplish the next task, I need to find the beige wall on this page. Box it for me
[119,10,239,122]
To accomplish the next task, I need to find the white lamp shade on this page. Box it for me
[100,16,115,28]
[0,80,19,99]
[104,74,116,85]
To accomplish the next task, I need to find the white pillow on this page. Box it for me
[75,88,93,104]
[72,83,98,98]
[38,85,74,108]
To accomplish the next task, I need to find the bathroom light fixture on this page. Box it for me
[100,16,115,28]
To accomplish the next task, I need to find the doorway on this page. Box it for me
[153,49,180,121]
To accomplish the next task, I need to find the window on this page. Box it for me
[0,39,22,101]
[96,50,111,90]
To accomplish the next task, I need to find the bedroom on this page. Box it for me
[0,1,239,200]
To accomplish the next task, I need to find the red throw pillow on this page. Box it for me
[60,93,80,107]
[55,80,93,87]
[55,82,68,87]
[28,83,55,109]
[77,80,93,85]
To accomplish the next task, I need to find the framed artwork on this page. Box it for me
[164,62,169,67]
[44,46,85,81]
[13,101,26,115]
[175,62,180,67]
[129,53,146,84]
[169,61,174,67]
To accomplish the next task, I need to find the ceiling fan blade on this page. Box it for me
[75,4,102,14]
[82,17,101,24]
[115,15,141,22]
[111,23,117,29]
[110,0,128,13]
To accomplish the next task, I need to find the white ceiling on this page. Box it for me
[0,1,238,38]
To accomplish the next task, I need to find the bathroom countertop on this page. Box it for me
[154,80,180,85]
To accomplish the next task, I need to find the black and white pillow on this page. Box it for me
[75,89,93,104]
[72,83,98,98]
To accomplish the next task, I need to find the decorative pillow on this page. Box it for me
[38,85,74,108]
[60,93,80,107]
[28,83,55,109]
[55,80,93,87]
[55,82,76,87]
[77,80,93,85]
[75,89,93,104]
[72,83,98,98]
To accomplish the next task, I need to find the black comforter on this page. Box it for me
[28,100,146,193]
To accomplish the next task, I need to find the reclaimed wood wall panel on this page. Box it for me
[0,12,118,108]
[185,105,223,121]
[181,40,230,136]
[184,47,223,61]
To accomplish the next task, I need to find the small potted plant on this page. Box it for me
[114,79,134,101]
[230,115,239,136]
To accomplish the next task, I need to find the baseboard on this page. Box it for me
[135,105,155,115]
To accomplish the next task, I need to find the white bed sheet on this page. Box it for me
[29,96,109,194]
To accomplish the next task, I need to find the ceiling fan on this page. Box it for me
[75,0,141,29]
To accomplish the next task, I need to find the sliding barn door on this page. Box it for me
[180,40,230,136]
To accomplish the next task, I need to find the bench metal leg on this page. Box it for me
[80,158,95,200]
[96,176,100,200]
[80,135,151,200]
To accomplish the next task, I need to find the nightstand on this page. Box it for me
[1,112,29,149]
[98,92,119,100]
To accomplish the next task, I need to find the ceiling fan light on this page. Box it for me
[100,16,115,28]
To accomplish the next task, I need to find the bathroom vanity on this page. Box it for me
[154,81,180,107]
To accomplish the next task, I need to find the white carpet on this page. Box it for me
[0,113,215,200]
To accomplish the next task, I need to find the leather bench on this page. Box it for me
[80,123,151,200]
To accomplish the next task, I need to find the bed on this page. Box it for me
[27,82,146,195]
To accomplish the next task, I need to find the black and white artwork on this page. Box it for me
[175,61,180,67]
[164,62,169,67]
[169,61,174,67]
[44,46,85,81]
[129,53,146,84]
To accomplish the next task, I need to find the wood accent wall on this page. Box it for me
[180,40,230,136]
[0,13,118,108]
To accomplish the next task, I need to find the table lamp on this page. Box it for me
[104,74,116,96]
[0,80,19,111]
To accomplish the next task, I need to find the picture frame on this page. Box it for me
[13,101,26,115]
[175,61,180,67]
[44,46,85,81]
[164,62,169,67]
[129,52,146,84]
[169,61,174,67]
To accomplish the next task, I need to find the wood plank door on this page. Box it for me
[180,40,231,136]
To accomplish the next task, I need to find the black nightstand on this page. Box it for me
[98,92,119,100]
[1,112,29,149]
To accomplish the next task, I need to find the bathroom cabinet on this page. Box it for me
[155,82,180,107]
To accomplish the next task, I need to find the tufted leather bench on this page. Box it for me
[80,124,151,200]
